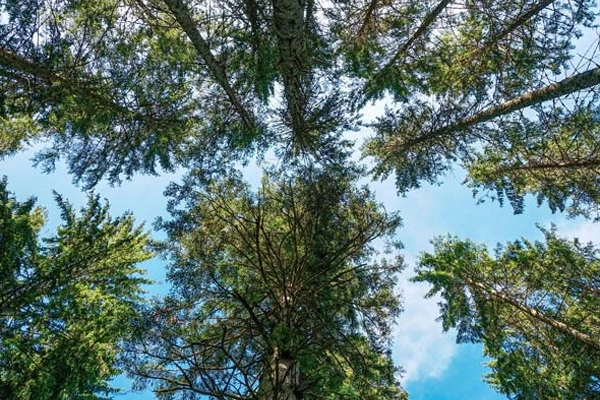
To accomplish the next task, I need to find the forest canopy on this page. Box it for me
[1,0,600,399]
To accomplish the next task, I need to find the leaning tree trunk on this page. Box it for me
[382,0,453,70]
[479,0,555,55]
[388,66,600,153]
[465,277,600,352]
[162,0,256,129]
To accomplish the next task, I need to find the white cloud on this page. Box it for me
[393,270,457,384]
[557,219,600,244]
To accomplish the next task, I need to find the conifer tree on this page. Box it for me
[0,178,151,399]
[125,167,407,399]
[414,228,600,399]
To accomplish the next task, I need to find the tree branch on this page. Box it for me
[162,0,256,129]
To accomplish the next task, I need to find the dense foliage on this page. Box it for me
[415,228,600,399]
[0,178,151,399]
[124,167,406,399]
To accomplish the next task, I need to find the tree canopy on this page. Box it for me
[414,228,600,398]
[124,167,406,399]
[0,177,151,399]
[2,0,596,194]
[1,0,600,398]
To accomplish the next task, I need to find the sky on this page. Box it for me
[3,137,599,399]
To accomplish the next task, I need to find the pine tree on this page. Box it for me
[0,177,152,399]
[414,227,600,399]
[361,0,599,216]
[124,167,407,399]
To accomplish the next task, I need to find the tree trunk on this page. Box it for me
[496,158,600,173]
[376,0,554,85]
[465,277,600,351]
[387,66,600,152]
[356,0,385,39]
[382,0,453,69]
[269,347,299,400]
[479,0,555,56]
[272,0,311,139]
[162,0,255,129]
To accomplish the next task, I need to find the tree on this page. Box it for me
[3,0,600,211]
[0,0,223,187]
[463,103,600,219]
[414,227,600,399]
[0,0,357,187]
[0,177,152,399]
[124,166,407,399]
[3,1,600,398]
[361,0,600,216]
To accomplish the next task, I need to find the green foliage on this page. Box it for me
[414,227,600,399]
[0,0,361,186]
[3,1,600,398]
[124,167,406,399]
[362,0,600,218]
[466,104,600,219]
[0,177,152,399]
[3,0,600,218]
[1,0,263,187]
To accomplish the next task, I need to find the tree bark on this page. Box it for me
[270,347,299,400]
[356,0,384,39]
[495,158,600,174]
[467,0,556,62]
[272,0,311,138]
[382,0,452,69]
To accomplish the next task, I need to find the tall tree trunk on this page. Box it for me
[387,66,600,152]
[382,0,452,70]
[356,0,385,39]
[272,0,311,139]
[269,347,299,400]
[496,158,600,174]
[466,0,556,63]
[465,277,600,351]
[162,0,256,129]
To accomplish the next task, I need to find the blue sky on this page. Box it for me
[2,142,598,399]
